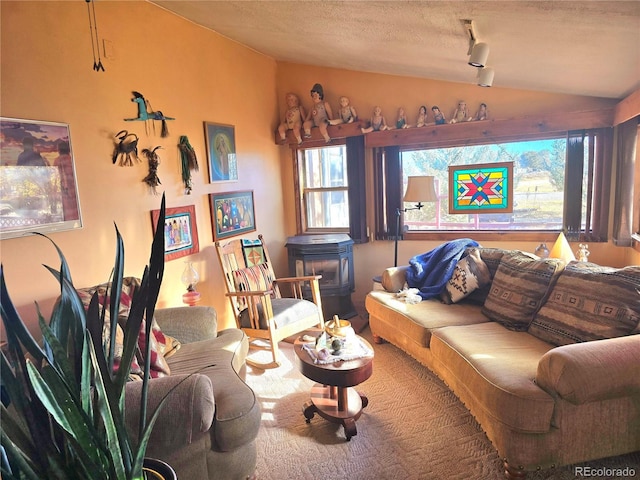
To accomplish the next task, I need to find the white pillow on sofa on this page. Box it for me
[441,248,491,304]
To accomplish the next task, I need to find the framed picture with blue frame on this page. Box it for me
[448,162,513,214]
[204,121,238,182]
[151,204,199,261]
[209,190,256,241]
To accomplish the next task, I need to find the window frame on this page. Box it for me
[377,129,612,243]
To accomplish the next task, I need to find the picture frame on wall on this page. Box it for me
[204,121,238,182]
[151,204,200,261]
[209,190,256,241]
[0,117,83,240]
[448,161,514,214]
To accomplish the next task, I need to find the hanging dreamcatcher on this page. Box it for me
[178,135,199,194]
[85,0,105,72]
[142,146,162,195]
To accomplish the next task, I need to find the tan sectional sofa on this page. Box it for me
[365,248,640,479]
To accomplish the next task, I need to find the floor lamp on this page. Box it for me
[394,176,438,266]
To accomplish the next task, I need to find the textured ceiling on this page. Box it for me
[150,1,640,99]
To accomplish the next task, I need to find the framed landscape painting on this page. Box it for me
[448,162,513,214]
[0,117,82,239]
[209,190,255,241]
[151,204,199,261]
[204,122,238,182]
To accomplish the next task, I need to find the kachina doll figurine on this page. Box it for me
[416,105,428,127]
[278,93,306,145]
[361,106,391,133]
[330,96,358,125]
[471,102,489,121]
[432,105,446,125]
[449,100,470,123]
[396,107,410,129]
[303,83,333,143]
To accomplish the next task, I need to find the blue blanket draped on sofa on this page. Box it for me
[406,238,479,300]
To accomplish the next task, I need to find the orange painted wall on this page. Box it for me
[0,1,283,335]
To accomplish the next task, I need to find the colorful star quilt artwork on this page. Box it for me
[448,162,513,214]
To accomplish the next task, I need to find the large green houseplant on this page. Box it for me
[1,195,175,479]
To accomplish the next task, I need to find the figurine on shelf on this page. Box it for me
[303,83,333,143]
[576,243,590,262]
[432,105,446,125]
[449,100,471,124]
[330,96,358,125]
[470,102,489,121]
[396,107,410,129]
[416,105,428,127]
[361,106,390,133]
[278,93,306,145]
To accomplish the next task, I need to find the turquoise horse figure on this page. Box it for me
[124,91,174,137]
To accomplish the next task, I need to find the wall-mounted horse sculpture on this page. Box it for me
[124,91,175,137]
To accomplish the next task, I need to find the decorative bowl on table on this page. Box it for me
[325,315,355,339]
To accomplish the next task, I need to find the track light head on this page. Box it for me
[468,42,490,68]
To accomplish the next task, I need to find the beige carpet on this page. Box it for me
[244,327,640,480]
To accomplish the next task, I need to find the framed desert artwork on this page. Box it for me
[0,117,82,239]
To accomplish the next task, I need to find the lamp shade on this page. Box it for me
[548,232,576,262]
[404,176,437,203]
[468,42,490,67]
[477,67,494,87]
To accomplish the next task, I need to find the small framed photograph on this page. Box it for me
[448,162,514,214]
[209,190,255,241]
[0,117,82,239]
[204,122,238,182]
[151,204,199,261]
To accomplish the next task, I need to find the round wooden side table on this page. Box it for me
[293,334,374,441]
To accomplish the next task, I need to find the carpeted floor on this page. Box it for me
[244,326,640,480]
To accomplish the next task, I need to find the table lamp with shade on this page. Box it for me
[394,176,438,266]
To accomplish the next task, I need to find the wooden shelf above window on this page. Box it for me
[276,108,615,149]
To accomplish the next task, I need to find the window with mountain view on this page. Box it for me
[401,138,586,232]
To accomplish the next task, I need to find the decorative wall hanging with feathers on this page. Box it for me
[124,91,175,137]
[112,130,140,166]
[178,135,199,194]
[142,146,162,195]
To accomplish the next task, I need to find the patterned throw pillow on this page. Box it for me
[465,247,509,304]
[441,248,491,304]
[77,277,173,379]
[528,262,640,346]
[481,252,566,331]
[232,263,278,310]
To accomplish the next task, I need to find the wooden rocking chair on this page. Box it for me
[215,234,324,369]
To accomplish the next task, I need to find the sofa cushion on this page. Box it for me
[528,262,640,346]
[465,247,508,304]
[441,248,491,304]
[430,322,555,433]
[482,252,565,331]
[366,291,489,348]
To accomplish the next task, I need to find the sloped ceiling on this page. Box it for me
[150,0,640,100]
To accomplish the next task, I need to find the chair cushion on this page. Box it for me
[481,252,565,331]
[232,263,277,310]
[528,262,640,346]
[441,248,491,304]
[238,297,319,330]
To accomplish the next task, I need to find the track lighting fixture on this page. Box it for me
[477,67,494,87]
[468,42,490,68]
